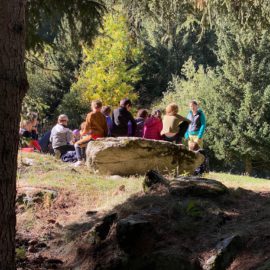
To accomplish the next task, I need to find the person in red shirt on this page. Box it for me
[143,109,163,140]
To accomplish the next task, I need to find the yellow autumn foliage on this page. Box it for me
[72,13,142,107]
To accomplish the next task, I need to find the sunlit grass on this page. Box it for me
[206,172,270,192]
[17,152,143,210]
[17,152,270,213]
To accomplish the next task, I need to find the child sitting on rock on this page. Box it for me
[74,100,108,167]
[143,109,163,140]
[161,103,190,144]
[135,109,148,137]
[101,106,113,136]
[112,98,137,137]
[189,141,209,175]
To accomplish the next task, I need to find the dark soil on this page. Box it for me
[16,177,270,270]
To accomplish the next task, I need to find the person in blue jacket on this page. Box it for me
[185,100,206,149]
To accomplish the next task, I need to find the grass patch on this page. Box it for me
[17,152,270,212]
[17,152,143,210]
[206,172,270,192]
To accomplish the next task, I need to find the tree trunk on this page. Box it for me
[245,157,253,176]
[0,1,27,269]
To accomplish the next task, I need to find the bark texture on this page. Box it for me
[0,1,27,269]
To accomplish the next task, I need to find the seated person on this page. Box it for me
[161,103,191,144]
[143,109,163,140]
[27,112,39,140]
[111,98,137,137]
[72,129,81,144]
[74,100,108,167]
[135,109,148,137]
[101,106,113,136]
[189,141,209,175]
[19,119,41,151]
[50,114,74,158]
[38,130,52,153]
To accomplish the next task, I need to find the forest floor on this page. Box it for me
[16,152,270,270]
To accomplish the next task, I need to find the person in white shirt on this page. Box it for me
[50,114,74,157]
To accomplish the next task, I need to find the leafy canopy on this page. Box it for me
[26,0,106,50]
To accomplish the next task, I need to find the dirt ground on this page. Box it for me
[16,177,270,270]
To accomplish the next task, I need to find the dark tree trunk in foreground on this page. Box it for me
[0,1,27,269]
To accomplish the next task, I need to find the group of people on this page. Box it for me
[19,98,207,170]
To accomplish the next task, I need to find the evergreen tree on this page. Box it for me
[72,12,142,107]
[204,19,270,174]
[24,19,84,126]
[119,0,218,104]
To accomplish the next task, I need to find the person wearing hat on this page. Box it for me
[50,114,74,158]
[111,98,137,137]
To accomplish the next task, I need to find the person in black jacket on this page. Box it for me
[112,98,137,137]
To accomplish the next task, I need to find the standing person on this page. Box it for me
[111,98,137,137]
[135,109,148,137]
[161,103,191,144]
[50,114,74,158]
[143,109,163,140]
[185,100,206,149]
[101,106,113,136]
[74,100,108,167]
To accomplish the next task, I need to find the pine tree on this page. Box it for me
[204,17,270,174]
[72,12,142,107]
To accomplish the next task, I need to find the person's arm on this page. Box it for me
[177,114,191,124]
[184,112,191,139]
[103,117,108,136]
[66,129,73,144]
[49,128,54,142]
[83,113,92,134]
[142,123,147,138]
[198,111,206,139]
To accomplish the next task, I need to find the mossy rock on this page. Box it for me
[86,138,204,176]
[204,234,243,270]
[169,177,229,198]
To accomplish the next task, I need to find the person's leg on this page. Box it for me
[75,144,83,161]
[188,136,194,150]
[81,147,86,160]
[163,135,176,143]
[55,145,75,156]
[74,138,92,166]
[189,135,203,148]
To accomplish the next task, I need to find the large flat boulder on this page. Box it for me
[86,137,204,176]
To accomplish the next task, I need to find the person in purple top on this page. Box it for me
[101,106,113,136]
[134,109,148,137]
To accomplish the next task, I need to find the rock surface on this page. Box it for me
[116,215,155,255]
[169,177,229,197]
[203,234,243,270]
[143,170,229,197]
[86,137,204,176]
